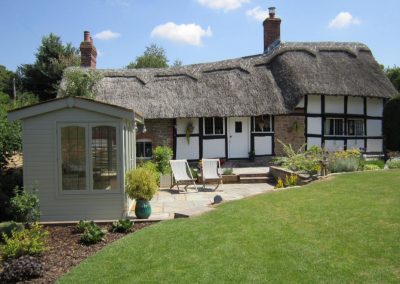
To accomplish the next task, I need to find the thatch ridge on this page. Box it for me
[59,42,397,119]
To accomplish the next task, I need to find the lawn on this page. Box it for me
[59,170,400,283]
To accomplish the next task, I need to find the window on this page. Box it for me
[235,121,242,133]
[204,117,224,135]
[324,118,344,136]
[136,140,152,159]
[347,119,364,136]
[61,126,86,191]
[253,115,272,132]
[92,126,117,190]
[59,124,118,192]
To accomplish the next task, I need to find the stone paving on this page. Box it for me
[130,182,274,220]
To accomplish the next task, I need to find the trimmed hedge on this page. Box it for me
[383,95,400,151]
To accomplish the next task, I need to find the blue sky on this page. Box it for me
[1,0,399,71]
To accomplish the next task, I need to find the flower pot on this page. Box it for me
[159,174,172,188]
[135,200,152,219]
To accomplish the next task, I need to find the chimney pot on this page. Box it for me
[268,7,276,18]
[84,31,90,42]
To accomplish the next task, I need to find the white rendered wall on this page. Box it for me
[176,118,199,135]
[347,97,364,114]
[296,97,305,108]
[254,136,272,155]
[307,137,321,148]
[367,139,383,152]
[307,95,321,114]
[325,140,345,152]
[176,137,199,160]
[325,96,344,113]
[203,139,225,158]
[307,117,321,134]
[367,98,383,117]
[347,139,364,150]
[367,119,382,136]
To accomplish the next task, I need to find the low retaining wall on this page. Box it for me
[269,166,311,185]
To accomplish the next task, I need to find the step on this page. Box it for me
[239,176,272,183]
[239,173,269,178]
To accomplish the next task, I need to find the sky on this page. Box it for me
[0,0,399,72]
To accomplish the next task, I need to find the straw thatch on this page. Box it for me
[60,42,397,119]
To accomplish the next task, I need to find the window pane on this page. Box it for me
[348,120,355,135]
[348,119,364,136]
[61,126,86,190]
[325,119,333,135]
[254,115,271,132]
[204,118,214,135]
[136,142,144,158]
[235,121,242,133]
[355,120,364,136]
[214,117,224,134]
[144,142,153,158]
[92,126,117,190]
[335,119,344,135]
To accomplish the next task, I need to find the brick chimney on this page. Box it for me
[263,7,281,52]
[80,31,97,68]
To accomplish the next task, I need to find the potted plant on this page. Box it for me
[125,167,158,219]
[153,146,173,188]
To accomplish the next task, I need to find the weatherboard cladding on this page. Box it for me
[59,42,397,119]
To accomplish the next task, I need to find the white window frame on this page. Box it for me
[57,122,121,195]
[252,115,273,133]
[203,117,225,136]
[347,118,364,136]
[324,118,345,136]
[136,139,153,160]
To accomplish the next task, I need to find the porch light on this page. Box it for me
[134,122,138,131]
[142,124,147,133]
[268,7,276,18]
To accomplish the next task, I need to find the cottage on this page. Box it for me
[76,8,395,161]
[9,8,397,221]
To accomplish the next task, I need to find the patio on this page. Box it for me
[129,178,274,220]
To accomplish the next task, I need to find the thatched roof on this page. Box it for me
[60,42,397,119]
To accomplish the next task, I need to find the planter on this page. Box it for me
[222,174,239,184]
[269,166,311,185]
[135,200,152,219]
[159,174,172,188]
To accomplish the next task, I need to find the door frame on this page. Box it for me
[227,117,250,159]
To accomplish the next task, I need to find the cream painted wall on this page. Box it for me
[203,139,225,158]
[325,140,345,152]
[367,139,383,152]
[307,95,321,114]
[307,137,321,148]
[307,117,321,134]
[347,96,364,114]
[254,136,272,155]
[367,119,382,136]
[325,96,344,113]
[367,98,383,117]
[347,139,364,150]
[176,118,199,135]
[176,137,199,159]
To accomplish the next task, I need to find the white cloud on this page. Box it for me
[97,50,104,57]
[329,12,361,29]
[93,30,121,40]
[197,0,250,11]
[151,22,212,46]
[246,6,268,22]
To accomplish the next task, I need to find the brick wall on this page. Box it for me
[274,113,306,156]
[136,119,174,149]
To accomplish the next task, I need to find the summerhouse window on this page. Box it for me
[347,119,364,136]
[59,123,119,192]
[61,126,87,191]
[252,115,272,132]
[136,140,153,160]
[324,118,344,136]
[204,117,224,135]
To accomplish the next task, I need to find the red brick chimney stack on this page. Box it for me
[263,7,281,52]
[80,31,97,68]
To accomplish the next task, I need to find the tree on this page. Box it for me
[18,33,80,101]
[127,44,169,69]
[171,59,183,67]
[385,66,400,93]
[383,95,400,151]
[0,65,15,97]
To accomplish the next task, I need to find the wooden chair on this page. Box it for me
[202,159,223,191]
[169,159,198,193]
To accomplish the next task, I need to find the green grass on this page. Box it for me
[59,170,400,283]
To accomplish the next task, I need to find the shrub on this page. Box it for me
[363,164,381,171]
[153,146,173,175]
[125,167,158,201]
[80,223,106,245]
[361,159,385,170]
[274,178,284,189]
[285,174,298,187]
[0,224,48,261]
[74,220,95,234]
[111,219,134,233]
[10,186,40,224]
[0,221,24,242]
[0,168,23,222]
[0,255,43,282]
[383,95,400,151]
[138,161,160,184]
[222,168,233,175]
[60,68,103,98]
[386,158,400,169]
[328,157,360,173]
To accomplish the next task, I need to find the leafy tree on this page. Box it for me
[59,68,103,98]
[127,44,169,69]
[383,95,400,151]
[0,65,15,97]
[18,33,79,101]
[384,66,400,92]
[172,59,183,67]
